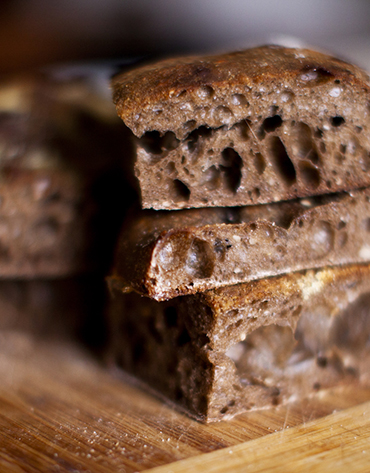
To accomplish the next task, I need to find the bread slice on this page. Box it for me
[112,45,370,209]
[110,188,370,301]
[0,72,133,277]
[108,263,370,422]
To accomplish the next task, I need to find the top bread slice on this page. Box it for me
[112,45,370,209]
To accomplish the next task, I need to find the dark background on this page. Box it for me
[1,0,370,73]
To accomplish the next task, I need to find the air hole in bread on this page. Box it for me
[163,132,180,150]
[185,238,215,279]
[231,93,249,107]
[256,126,265,141]
[165,161,176,175]
[140,131,163,155]
[254,187,261,198]
[172,179,190,202]
[330,116,345,127]
[337,220,347,230]
[232,120,250,140]
[335,153,345,164]
[140,131,180,156]
[197,86,214,99]
[262,115,282,133]
[300,65,334,84]
[253,152,266,175]
[309,220,334,258]
[268,136,296,186]
[291,122,320,164]
[220,147,243,193]
[230,319,243,331]
[186,126,213,152]
[214,106,234,125]
[202,165,221,191]
[280,90,294,103]
[184,120,197,133]
[213,238,228,261]
[298,161,321,188]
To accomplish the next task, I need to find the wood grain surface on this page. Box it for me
[145,401,370,473]
[0,332,370,472]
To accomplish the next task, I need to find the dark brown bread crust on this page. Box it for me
[108,263,370,422]
[112,45,370,209]
[111,188,370,301]
[112,45,370,138]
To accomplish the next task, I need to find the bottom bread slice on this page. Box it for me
[108,264,370,423]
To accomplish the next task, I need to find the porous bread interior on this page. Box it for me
[113,188,370,301]
[136,105,370,209]
[112,45,370,209]
[108,264,370,422]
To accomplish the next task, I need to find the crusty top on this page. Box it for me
[112,45,370,138]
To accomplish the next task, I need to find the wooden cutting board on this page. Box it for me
[1,333,370,472]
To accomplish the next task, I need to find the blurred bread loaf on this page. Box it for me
[0,70,131,278]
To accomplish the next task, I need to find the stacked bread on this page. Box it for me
[108,45,370,422]
[0,71,131,340]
